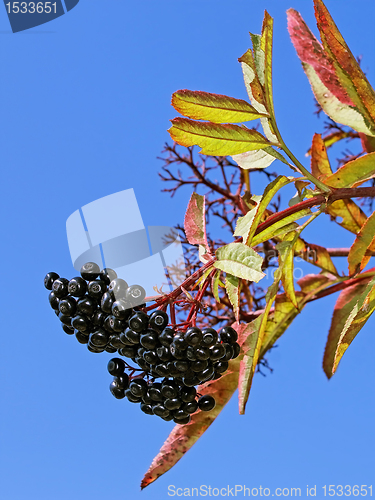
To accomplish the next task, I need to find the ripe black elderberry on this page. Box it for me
[45,264,234,424]
[201,327,218,347]
[80,262,101,281]
[129,311,149,332]
[76,296,97,316]
[58,297,77,317]
[87,280,106,299]
[89,329,109,347]
[107,358,126,377]
[44,272,60,290]
[62,324,74,335]
[125,284,146,304]
[184,327,203,346]
[71,315,90,332]
[110,380,126,399]
[48,292,60,310]
[231,342,241,359]
[68,277,87,297]
[100,291,114,314]
[52,278,69,298]
[198,395,216,411]
[159,328,174,347]
[99,268,117,285]
[149,310,169,331]
[129,378,147,398]
[108,278,129,298]
[219,326,238,344]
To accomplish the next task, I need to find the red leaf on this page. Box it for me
[314,0,375,124]
[184,192,209,249]
[287,8,352,106]
[140,323,248,489]
[140,354,241,489]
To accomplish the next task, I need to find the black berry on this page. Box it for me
[198,395,216,411]
[68,277,87,297]
[44,272,59,290]
[80,262,101,281]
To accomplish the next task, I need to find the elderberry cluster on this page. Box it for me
[44,262,241,424]
[108,358,216,424]
[44,262,147,353]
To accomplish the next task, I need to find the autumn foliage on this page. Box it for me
[141,0,375,489]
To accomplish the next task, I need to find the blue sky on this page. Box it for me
[1,1,374,499]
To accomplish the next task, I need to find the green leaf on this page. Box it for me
[237,318,262,414]
[261,11,276,126]
[141,353,242,489]
[172,90,268,123]
[214,242,265,283]
[196,267,212,289]
[233,195,262,244]
[323,277,375,378]
[250,33,265,86]
[245,175,294,245]
[251,15,279,144]
[225,274,240,321]
[348,210,375,275]
[168,117,273,156]
[238,269,280,414]
[211,269,222,303]
[239,27,279,145]
[251,208,312,247]
[277,233,299,309]
[324,152,375,188]
[259,292,306,359]
[251,221,299,247]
